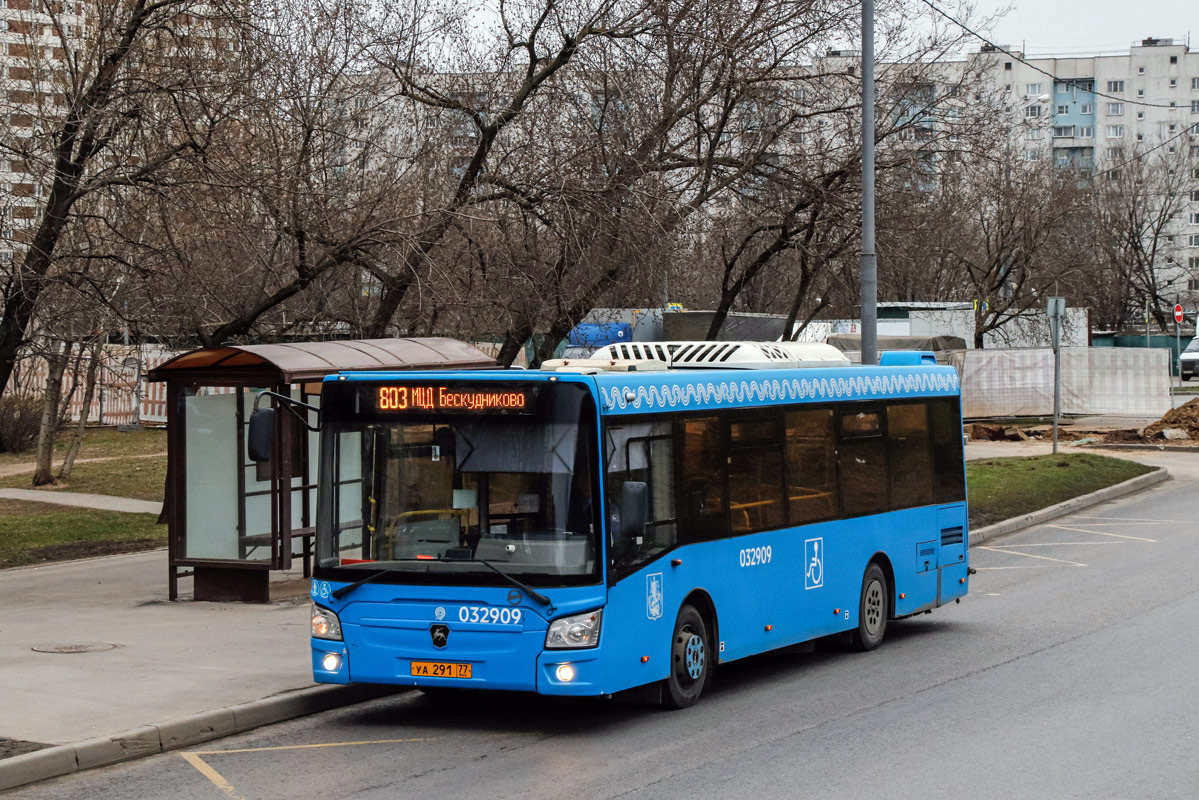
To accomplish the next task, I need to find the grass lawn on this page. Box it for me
[0,427,166,501]
[0,456,166,501]
[0,427,166,469]
[967,453,1154,528]
[0,500,164,568]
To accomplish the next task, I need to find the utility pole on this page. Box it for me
[1047,297,1066,455]
[859,0,877,366]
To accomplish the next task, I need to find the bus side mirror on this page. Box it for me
[620,481,648,541]
[247,407,275,462]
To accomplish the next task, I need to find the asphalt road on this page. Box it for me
[11,474,1199,800]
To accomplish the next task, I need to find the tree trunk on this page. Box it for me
[58,340,101,481]
[704,290,736,341]
[495,319,533,368]
[789,298,829,342]
[782,267,814,339]
[32,340,74,486]
[56,345,86,432]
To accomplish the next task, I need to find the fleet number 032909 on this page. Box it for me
[739,545,773,567]
[459,606,523,625]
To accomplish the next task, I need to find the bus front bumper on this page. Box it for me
[311,631,608,695]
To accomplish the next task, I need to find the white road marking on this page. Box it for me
[977,546,1087,567]
[989,542,1125,547]
[1047,524,1157,542]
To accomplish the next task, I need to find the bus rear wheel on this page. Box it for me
[663,605,711,709]
[850,563,889,652]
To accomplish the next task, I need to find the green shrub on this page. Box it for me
[0,395,42,453]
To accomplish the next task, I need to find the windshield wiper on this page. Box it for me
[330,565,425,600]
[327,558,555,612]
[440,555,555,612]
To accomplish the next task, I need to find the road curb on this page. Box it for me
[1082,442,1199,454]
[0,684,399,792]
[969,466,1170,547]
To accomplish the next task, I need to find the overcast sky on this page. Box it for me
[970,0,1198,55]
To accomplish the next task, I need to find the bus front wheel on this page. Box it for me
[850,563,889,652]
[663,605,711,709]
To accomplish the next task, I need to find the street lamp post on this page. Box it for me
[860,0,877,366]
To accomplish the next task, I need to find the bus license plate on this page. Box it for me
[411,661,471,679]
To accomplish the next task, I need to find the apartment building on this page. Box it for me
[968,37,1199,297]
[0,0,87,266]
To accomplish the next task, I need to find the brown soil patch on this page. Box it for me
[0,737,50,760]
[21,538,161,565]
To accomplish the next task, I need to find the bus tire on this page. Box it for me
[850,562,889,652]
[663,605,711,709]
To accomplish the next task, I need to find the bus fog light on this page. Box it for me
[556,664,576,682]
[321,653,342,672]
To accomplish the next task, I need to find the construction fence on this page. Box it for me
[4,345,180,426]
[951,347,1172,419]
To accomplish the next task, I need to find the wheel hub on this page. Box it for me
[864,579,883,636]
[683,633,704,680]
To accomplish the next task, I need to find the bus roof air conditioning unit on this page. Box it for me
[587,341,850,370]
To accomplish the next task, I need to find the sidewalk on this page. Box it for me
[0,550,312,747]
[0,488,161,515]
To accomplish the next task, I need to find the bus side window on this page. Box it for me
[727,411,785,533]
[605,421,676,575]
[678,415,728,541]
[886,402,934,509]
[930,398,967,503]
[784,408,838,524]
[838,408,888,515]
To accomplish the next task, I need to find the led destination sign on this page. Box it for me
[375,385,535,414]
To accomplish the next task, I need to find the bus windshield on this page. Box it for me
[316,382,600,586]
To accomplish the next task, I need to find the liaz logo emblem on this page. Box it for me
[804,538,824,590]
[646,573,664,621]
[430,624,449,649]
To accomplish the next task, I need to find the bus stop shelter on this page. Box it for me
[148,338,494,602]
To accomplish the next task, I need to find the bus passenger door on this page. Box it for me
[601,419,683,692]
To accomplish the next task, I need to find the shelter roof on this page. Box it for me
[147,338,494,383]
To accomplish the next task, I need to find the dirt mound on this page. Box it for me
[1141,399,1199,440]
[1103,398,1199,443]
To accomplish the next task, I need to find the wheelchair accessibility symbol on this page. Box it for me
[804,538,823,590]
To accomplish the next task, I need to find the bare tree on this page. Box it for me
[1085,143,1191,331]
[0,0,239,396]
[888,137,1087,348]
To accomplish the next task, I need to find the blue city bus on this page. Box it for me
[303,350,968,708]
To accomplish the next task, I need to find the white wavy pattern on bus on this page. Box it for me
[600,371,959,412]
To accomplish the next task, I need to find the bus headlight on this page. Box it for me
[545,610,602,649]
[311,604,343,641]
